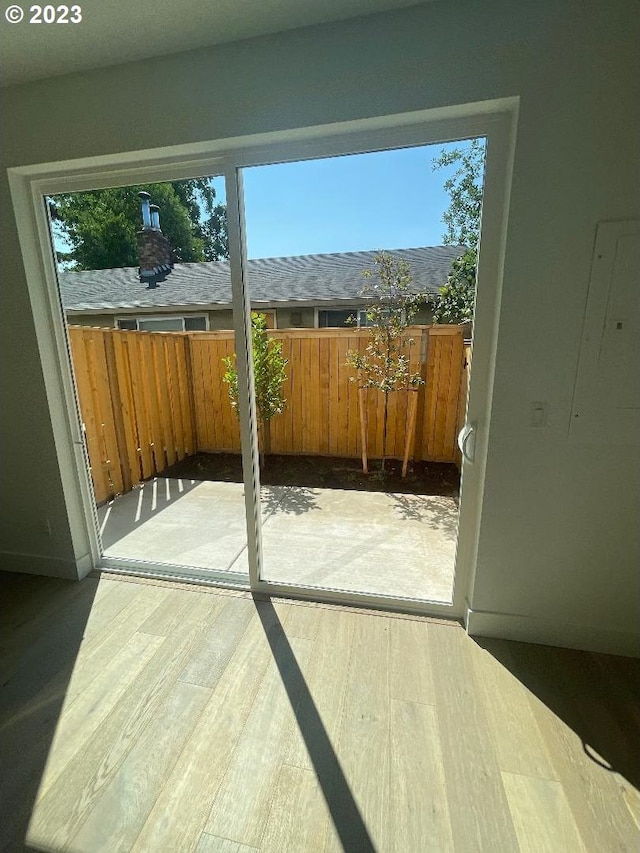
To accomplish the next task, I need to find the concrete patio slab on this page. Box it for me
[97,479,457,602]
[99,479,250,573]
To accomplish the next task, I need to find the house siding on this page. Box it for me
[68,314,116,328]
[274,307,316,328]
[208,309,234,330]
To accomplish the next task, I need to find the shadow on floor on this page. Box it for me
[475,635,640,791]
[254,596,376,852]
[0,571,101,852]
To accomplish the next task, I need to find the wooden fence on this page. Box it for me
[68,327,196,504]
[68,325,469,504]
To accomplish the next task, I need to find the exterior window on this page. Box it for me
[318,309,373,328]
[116,314,209,332]
[115,318,137,330]
[184,315,207,331]
[318,309,357,328]
[138,317,184,332]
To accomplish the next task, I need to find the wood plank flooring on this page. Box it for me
[0,570,638,853]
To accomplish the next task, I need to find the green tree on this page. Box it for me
[432,248,477,325]
[222,313,288,456]
[51,178,228,270]
[431,138,486,323]
[201,202,229,261]
[346,252,424,474]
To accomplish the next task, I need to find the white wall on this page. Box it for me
[1,0,638,651]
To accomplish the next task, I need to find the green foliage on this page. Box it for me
[346,252,425,470]
[430,138,486,324]
[51,178,228,270]
[432,138,485,252]
[222,313,288,450]
[201,203,229,261]
[346,252,424,393]
[431,248,477,324]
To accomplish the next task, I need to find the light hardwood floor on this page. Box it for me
[1,570,638,852]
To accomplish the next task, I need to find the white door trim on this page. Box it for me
[8,97,518,616]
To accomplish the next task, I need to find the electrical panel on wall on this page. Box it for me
[570,220,640,444]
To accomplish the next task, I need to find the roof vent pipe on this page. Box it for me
[139,191,152,229]
[149,204,160,230]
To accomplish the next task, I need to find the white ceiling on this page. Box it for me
[0,0,426,87]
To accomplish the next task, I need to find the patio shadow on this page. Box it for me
[261,485,321,517]
[98,477,204,550]
[390,492,459,539]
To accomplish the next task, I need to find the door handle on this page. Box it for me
[458,422,476,464]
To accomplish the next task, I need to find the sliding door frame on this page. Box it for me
[8,98,518,619]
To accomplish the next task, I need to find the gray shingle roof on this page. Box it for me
[59,246,464,313]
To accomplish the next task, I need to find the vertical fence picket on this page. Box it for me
[214,338,229,451]
[412,327,430,462]
[103,331,130,494]
[318,336,330,455]
[138,335,162,471]
[284,337,296,453]
[180,335,197,454]
[424,329,442,460]
[305,336,315,453]
[212,336,231,451]
[127,332,153,479]
[442,332,465,461]
[153,335,176,467]
[68,328,109,503]
[84,331,118,498]
[189,336,207,450]
[201,337,217,450]
[431,332,453,460]
[346,333,361,457]
[166,337,185,461]
[112,332,143,485]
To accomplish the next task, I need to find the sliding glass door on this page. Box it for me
[15,105,513,616]
[225,138,487,607]
[48,174,253,586]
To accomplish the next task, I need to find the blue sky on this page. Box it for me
[241,140,480,260]
[52,138,482,263]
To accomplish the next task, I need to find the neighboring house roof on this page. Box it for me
[59,246,464,314]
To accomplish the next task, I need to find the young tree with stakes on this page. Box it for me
[346,252,425,476]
